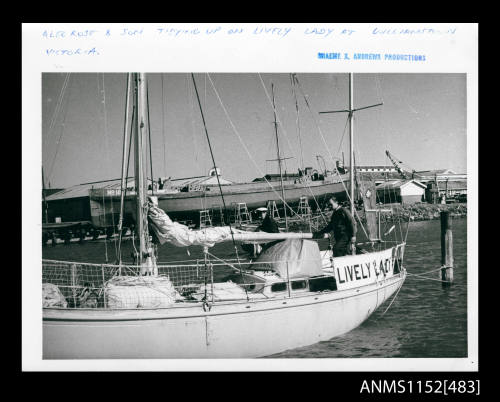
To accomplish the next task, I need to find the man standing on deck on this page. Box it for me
[313,195,357,256]
[256,208,280,252]
[258,209,280,234]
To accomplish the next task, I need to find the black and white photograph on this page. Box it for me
[23,23,478,373]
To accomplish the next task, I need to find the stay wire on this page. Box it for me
[146,77,154,195]
[47,80,71,182]
[290,74,304,170]
[205,73,309,224]
[191,73,248,300]
[380,277,404,316]
[293,75,370,239]
[117,74,132,264]
[46,73,70,170]
[190,74,235,244]
[47,73,70,144]
[258,74,328,224]
[161,74,167,176]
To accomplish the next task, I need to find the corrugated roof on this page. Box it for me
[46,179,119,201]
[436,180,467,190]
[416,169,458,175]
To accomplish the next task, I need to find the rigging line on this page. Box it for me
[205,73,308,224]
[117,73,132,265]
[47,74,69,136]
[352,118,386,244]
[47,76,72,181]
[335,115,350,158]
[385,153,404,242]
[257,74,299,170]
[293,76,370,239]
[407,275,465,286]
[109,192,118,259]
[46,73,70,148]
[101,74,111,179]
[259,74,329,224]
[271,82,288,231]
[187,74,201,171]
[293,74,346,161]
[146,77,154,195]
[380,277,404,316]
[117,105,135,264]
[406,266,444,276]
[382,156,398,242]
[161,74,166,176]
[102,191,109,263]
[404,214,411,244]
[99,73,117,259]
[291,74,304,170]
[192,73,248,300]
[190,74,234,236]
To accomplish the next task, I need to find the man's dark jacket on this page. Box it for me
[317,207,356,240]
[258,215,280,233]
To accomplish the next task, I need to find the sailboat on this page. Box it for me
[42,73,407,359]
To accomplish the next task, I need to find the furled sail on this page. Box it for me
[148,204,313,248]
[148,204,245,247]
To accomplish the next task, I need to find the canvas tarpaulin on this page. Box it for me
[253,239,324,279]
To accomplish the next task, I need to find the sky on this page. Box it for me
[41,73,467,189]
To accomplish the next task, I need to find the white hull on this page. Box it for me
[43,269,405,359]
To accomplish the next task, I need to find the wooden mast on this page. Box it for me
[319,73,384,253]
[133,73,149,268]
[117,73,132,266]
[348,73,355,224]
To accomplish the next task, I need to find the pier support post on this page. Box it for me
[440,211,454,287]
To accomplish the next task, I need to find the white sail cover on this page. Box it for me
[253,239,324,279]
[42,283,68,308]
[148,204,313,248]
[148,204,246,247]
[105,276,182,309]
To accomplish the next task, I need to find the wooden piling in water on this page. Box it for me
[440,211,454,286]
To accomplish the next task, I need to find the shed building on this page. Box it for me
[376,180,427,205]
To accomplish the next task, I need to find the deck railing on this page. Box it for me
[42,242,404,309]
